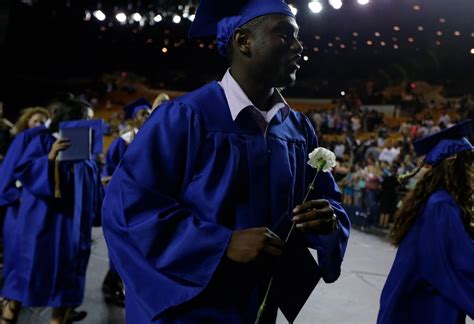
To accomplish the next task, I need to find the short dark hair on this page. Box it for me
[226,15,270,63]
[48,99,88,132]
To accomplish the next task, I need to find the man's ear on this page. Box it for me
[232,28,251,56]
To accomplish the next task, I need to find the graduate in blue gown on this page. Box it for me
[378,120,474,324]
[0,125,47,312]
[2,99,103,324]
[101,98,151,306]
[102,1,350,323]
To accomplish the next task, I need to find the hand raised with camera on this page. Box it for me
[226,227,285,263]
[48,138,71,161]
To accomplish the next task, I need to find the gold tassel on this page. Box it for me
[54,158,61,199]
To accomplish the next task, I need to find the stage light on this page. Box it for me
[84,10,91,21]
[367,40,373,46]
[308,1,323,14]
[374,32,380,37]
[303,56,309,61]
[454,31,461,36]
[116,12,127,23]
[470,48,474,55]
[289,4,298,15]
[436,31,442,36]
[93,10,106,21]
[188,14,195,21]
[153,14,162,23]
[413,5,420,10]
[393,26,400,31]
[341,91,346,96]
[162,47,168,53]
[172,15,182,24]
[329,0,343,10]
[357,0,369,5]
[313,47,319,52]
[417,26,424,31]
[380,41,386,46]
[132,13,142,22]
[408,37,414,43]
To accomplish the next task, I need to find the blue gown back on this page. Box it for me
[3,130,103,307]
[378,190,474,323]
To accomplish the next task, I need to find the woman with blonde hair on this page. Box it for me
[11,107,50,135]
[378,120,474,324]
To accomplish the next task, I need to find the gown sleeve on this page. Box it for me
[417,195,474,319]
[0,133,29,206]
[14,134,55,199]
[301,115,351,283]
[102,102,233,321]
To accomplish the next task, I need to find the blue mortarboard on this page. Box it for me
[412,120,472,166]
[59,119,104,155]
[189,0,294,56]
[124,97,152,120]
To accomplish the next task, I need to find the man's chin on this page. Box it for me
[276,74,297,88]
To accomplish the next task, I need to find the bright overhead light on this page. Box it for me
[308,1,323,13]
[153,14,162,23]
[172,15,181,24]
[470,48,474,55]
[303,55,309,61]
[357,0,369,5]
[188,14,195,22]
[132,13,142,22]
[329,0,342,10]
[289,4,298,15]
[116,12,127,23]
[93,10,106,21]
[341,91,346,96]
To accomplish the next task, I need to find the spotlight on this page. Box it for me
[84,10,91,21]
[329,0,342,10]
[116,12,127,23]
[132,13,142,22]
[188,14,195,21]
[153,14,162,23]
[341,91,346,96]
[308,1,323,14]
[303,56,309,61]
[93,10,106,21]
[172,15,181,24]
[357,0,369,5]
[471,48,474,55]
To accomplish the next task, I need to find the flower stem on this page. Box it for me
[255,170,319,324]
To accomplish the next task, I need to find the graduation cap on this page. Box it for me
[412,119,472,166]
[123,97,152,120]
[188,0,294,56]
[59,119,104,155]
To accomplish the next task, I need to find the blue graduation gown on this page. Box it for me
[378,190,474,323]
[0,126,46,299]
[102,136,128,178]
[6,131,103,307]
[102,82,350,323]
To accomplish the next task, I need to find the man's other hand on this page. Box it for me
[226,227,285,263]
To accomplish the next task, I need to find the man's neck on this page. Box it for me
[230,67,274,111]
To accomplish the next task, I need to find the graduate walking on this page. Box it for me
[1,99,103,324]
[102,0,350,323]
[101,97,152,307]
[378,120,474,324]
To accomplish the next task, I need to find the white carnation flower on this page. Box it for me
[307,147,337,172]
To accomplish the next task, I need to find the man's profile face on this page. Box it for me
[249,14,303,87]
